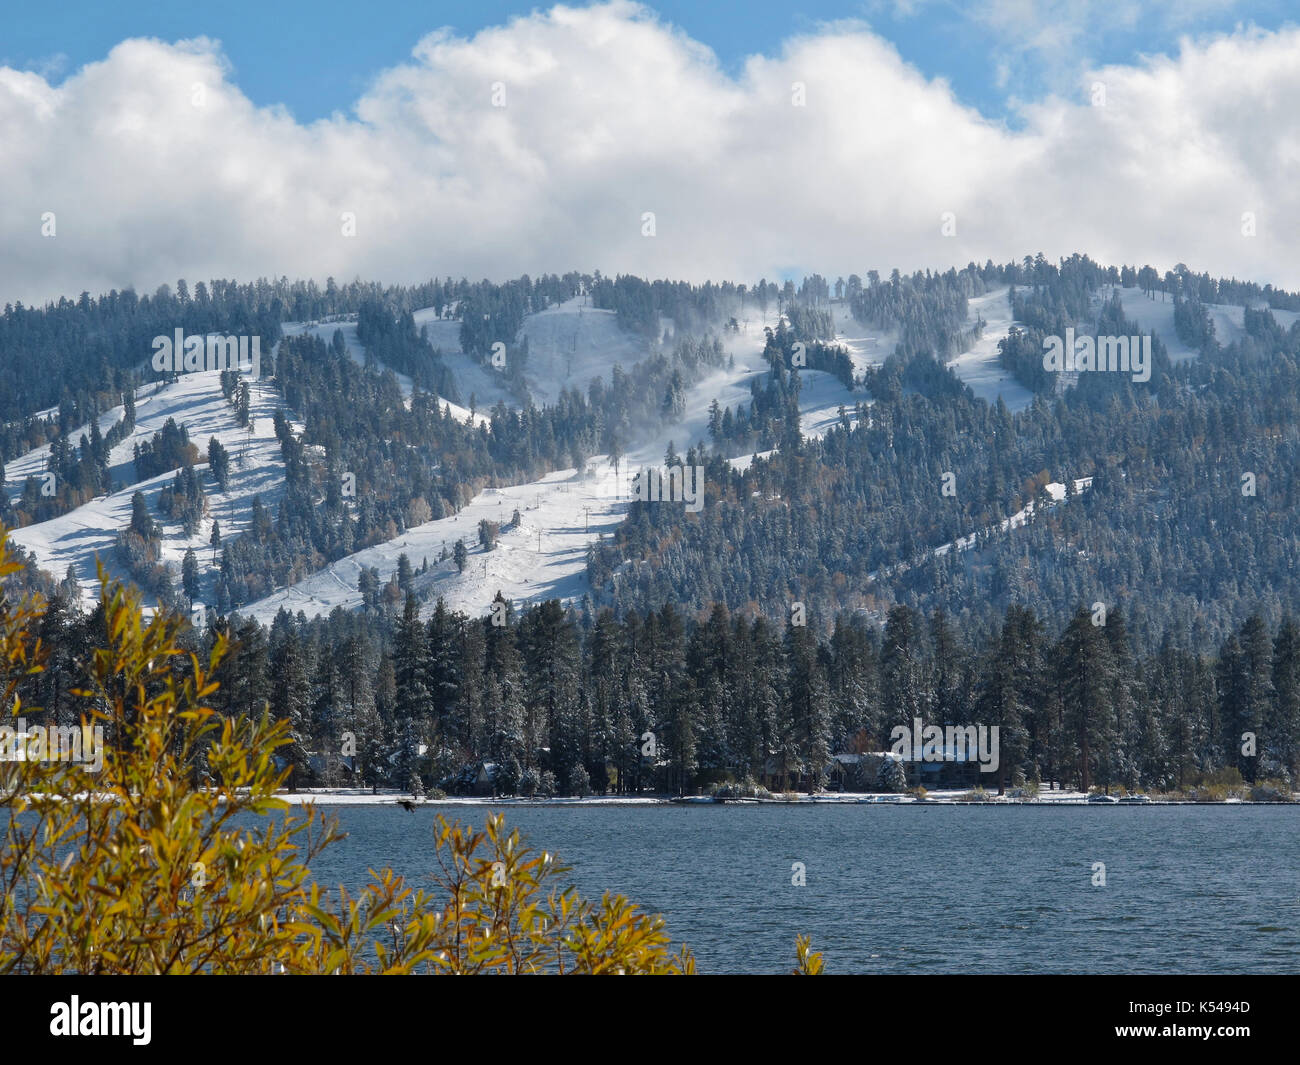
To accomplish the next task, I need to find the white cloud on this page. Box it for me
[1,1,1298,305]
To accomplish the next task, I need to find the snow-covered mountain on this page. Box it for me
[7,372,293,612]
[239,298,864,622]
[9,282,1239,623]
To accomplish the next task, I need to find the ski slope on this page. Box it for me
[830,300,897,376]
[947,288,1036,412]
[236,461,627,624]
[1106,287,1300,363]
[239,301,866,624]
[280,316,492,427]
[6,371,292,611]
[7,293,864,624]
[415,296,652,411]
[410,308,517,413]
[285,297,660,420]
[518,297,650,408]
[871,477,1095,584]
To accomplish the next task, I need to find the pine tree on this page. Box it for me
[207,437,230,490]
[426,598,463,744]
[685,603,731,773]
[393,594,431,787]
[975,616,1025,795]
[269,622,311,787]
[181,548,200,605]
[129,491,154,540]
[881,605,926,735]
[483,593,526,766]
[1270,618,1300,781]
[524,599,582,775]
[1221,615,1273,782]
[1102,608,1139,790]
[338,633,384,790]
[785,618,831,792]
[876,755,907,793]
[1055,607,1115,792]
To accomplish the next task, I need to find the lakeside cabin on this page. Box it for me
[903,744,984,790]
[813,749,984,792]
[472,761,499,796]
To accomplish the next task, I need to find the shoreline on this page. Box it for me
[276,788,1297,807]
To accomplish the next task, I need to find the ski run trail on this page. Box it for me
[8,285,1264,623]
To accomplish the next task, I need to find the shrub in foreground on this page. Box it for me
[0,528,820,975]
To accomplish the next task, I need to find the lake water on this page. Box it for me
[295,803,1300,974]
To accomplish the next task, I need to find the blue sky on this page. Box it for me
[6,0,1296,123]
[5,1,1300,300]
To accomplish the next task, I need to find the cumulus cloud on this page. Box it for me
[0,0,1297,305]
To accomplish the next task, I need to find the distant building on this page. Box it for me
[472,761,499,797]
[823,752,901,791]
[901,745,983,790]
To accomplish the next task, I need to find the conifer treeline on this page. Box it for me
[594,257,1300,659]
[10,587,1297,796]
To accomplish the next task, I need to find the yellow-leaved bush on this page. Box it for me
[0,527,822,975]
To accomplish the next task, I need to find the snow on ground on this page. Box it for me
[728,450,776,472]
[280,316,367,363]
[6,372,290,611]
[365,297,655,413]
[275,786,1103,805]
[947,287,1036,412]
[623,324,862,495]
[1102,287,1300,363]
[701,303,867,467]
[5,294,863,626]
[795,370,864,440]
[280,316,492,427]
[4,405,130,488]
[1106,289,1197,362]
[243,303,692,623]
[869,477,1094,584]
[932,477,1093,558]
[239,360,857,626]
[285,298,663,424]
[239,300,869,624]
[237,459,628,624]
[517,296,650,408]
[4,285,1091,625]
[830,300,897,375]
[410,308,516,414]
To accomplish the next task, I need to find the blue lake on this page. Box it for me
[294,803,1300,974]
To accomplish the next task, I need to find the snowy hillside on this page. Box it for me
[1101,287,1300,362]
[240,300,866,623]
[871,477,1095,584]
[4,297,669,621]
[280,315,493,427]
[830,300,897,376]
[5,283,1145,625]
[518,297,651,408]
[944,285,1300,407]
[284,296,657,419]
[6,372,292,611]
[947,288,1035,412]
